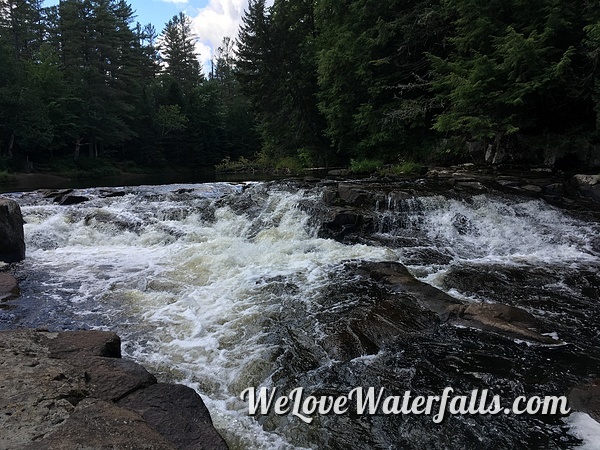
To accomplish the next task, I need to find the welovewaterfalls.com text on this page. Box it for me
[240,387,570,424]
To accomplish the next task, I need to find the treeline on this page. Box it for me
[2,0,600,174]
[236,0,600,169]
[0,0,259,172]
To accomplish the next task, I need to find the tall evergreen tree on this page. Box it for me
[430,0,592,142]
[159,12,203,91]
[236,0,327,165]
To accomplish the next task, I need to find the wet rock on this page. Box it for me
[0,198,25,263]
[118,383,229,450]
[568,380,600,422]
[98,189,127,198]
[337,183,381,207]
[57,194,90,206]
[351,262,559,345]
[521,184,543,193]
[543,183,565,196]
[0,329,228,449]
[573,174,600,186]
[321,207,373,240]
[0,273,20,301]
[42,189,72,200]
[45,189,90,205]
[84,210,143,232]
[446,303,559,344]
[573,174,600,202]
[452,213,479,235]
[356,261,462,315]
[316,261,442,361]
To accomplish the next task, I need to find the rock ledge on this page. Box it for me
[0,329,228,450]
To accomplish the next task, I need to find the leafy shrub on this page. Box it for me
[349,158,383,173]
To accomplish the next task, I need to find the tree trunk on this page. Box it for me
[74,137,82,160]
[7,132,15,157]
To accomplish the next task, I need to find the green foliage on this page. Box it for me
[274,156,305,173]
[430,0,591,140]
[159,12,203,91]
[155,105,188,137]
[1,0,600,174]
[215,156,259,173]
[47,156,120,178]
[0,170,16,184]
[381,161,424,176]
[349,158,384,174]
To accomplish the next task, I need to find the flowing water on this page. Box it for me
[2,181,600,449]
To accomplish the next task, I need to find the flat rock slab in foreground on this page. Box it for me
[0,329,228,450]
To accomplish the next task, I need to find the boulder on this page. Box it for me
[0,273,19,301]
[0,198,25,263]
[57,195,90,206]
[47,330,121,359]
[351,261,558,345]
[77,357,157,402]
[118,383,229,450]
[0,329,229,449]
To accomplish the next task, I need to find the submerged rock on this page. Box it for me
[0,329,228,450]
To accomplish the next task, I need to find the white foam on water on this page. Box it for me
[10,184,600,449]
[565,412,600,449]
[390,195,599,265]
[15,183,392,450]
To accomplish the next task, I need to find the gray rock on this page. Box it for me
[573,174,600,202]
[79,356,157,402]
[568,380,600,422]
[25,399,176,450]
[57,195,90,206]
[0,273,19,301]
[0,198,25,263]
[573,174,600,186]
[0,330,89,449]
[48,330,121,359]
[446,303,560,344]
[0,329,229,449]
[118,383,229,450]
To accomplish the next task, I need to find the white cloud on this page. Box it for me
[185,0,275,75]
[189,0,246,73]
[189,0,273,74]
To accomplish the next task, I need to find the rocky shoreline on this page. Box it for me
[0,329,229,450]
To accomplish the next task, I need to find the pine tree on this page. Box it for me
[159,12,202,91]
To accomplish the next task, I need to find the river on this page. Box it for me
[2,180,600,449]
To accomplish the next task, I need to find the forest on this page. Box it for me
[1,0,600,175]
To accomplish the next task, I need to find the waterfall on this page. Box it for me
[3,182,600,449]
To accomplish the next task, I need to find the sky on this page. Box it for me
[43,0,264,74]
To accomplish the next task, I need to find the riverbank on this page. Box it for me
[0,328,229,449]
